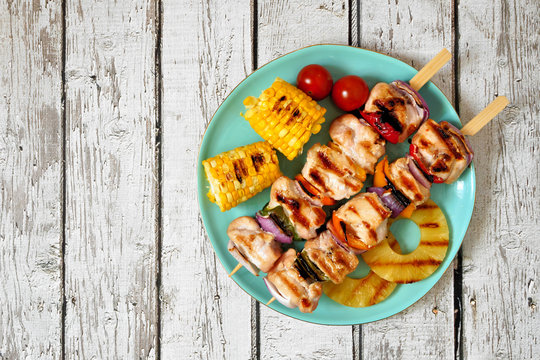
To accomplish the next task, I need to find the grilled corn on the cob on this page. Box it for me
[202,141,281,211]
[242,78,326,160]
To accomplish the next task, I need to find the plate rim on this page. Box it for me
[196,44,476,325]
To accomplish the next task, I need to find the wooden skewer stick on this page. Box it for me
[461,96,509,136]
[409,48,452,91]
[266,297,276,306]
[228,263,243,277]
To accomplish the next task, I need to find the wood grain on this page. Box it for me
[256,1,354,359]
[458,0,540,358]
[0,0,63,358]
[63,0,158,358]
[359,1,456,358]
[159,0,254,358]
[2,0,538,358]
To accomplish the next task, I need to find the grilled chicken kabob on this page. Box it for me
[231,97,508,313]
[228,214,360,312]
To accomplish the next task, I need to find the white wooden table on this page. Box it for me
[1,0,538,358]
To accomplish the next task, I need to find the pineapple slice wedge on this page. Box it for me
[361,199,449,284]
[323,235,402,307]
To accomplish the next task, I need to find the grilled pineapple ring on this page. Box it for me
[323,235,402,307]
[361,199,449,284]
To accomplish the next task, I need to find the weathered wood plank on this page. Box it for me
[256,1,354,358]
[359,1,456,359]
[458,0,540,358]
[63,1,158,358]
[0,1,63,358]
[159,1,253,358]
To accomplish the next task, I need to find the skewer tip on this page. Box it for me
[461,95,510,136]
[266,297,276,306]
[229,263,243,277]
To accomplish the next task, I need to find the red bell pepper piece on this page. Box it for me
[360,111,401,144]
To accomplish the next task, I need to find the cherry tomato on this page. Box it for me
[296,64,333,101]
[331,75,369,111]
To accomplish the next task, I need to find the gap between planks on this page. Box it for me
[60,0,67,358]
[155,0,164,359]
[452,0,464,357]
[250,1,261,359]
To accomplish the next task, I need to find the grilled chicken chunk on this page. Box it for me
[266,249,323,313]
[301,143,366,201]
[268,176,326,240]
[411,119,473,184]
[335,193,391,249]
[386,157,430,206]
[303,230,359,284]
[364,82,425,143]
[227,216,282,274]
[329,114,386,174]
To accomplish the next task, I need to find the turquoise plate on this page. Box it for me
[197,45,475,325]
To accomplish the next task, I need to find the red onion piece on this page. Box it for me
[367,187,385,196]
[393,80,430,124]
[369,186,406,218]
[327,222,366,255]
[465,152,473,166]
[228,241,259,276]
[443,121,474,166]
[407,155,432,189]
[255,213,292,244]
[380,192,405,218]
[263,277,295,308]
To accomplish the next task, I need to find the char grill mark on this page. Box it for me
[434,126,464,160]
[276,191,310,229]
[365,193,391,218]
[371,259,442,267]
[251,153,265,172]
[316,150,345,176]
[276,193,299,210]
[374,99,403,132]
[371,281,391,304]
[334,250,349,267]
[421,241,449,246]
[272,95,287,113]
[416,203,437,210]
[420,222,440,228]
[233,159,248,183]
[362,220,378,241]
[431,155,451,173]
[309,169,326,188]
[279,273,301,297]
[398,173,423,201]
